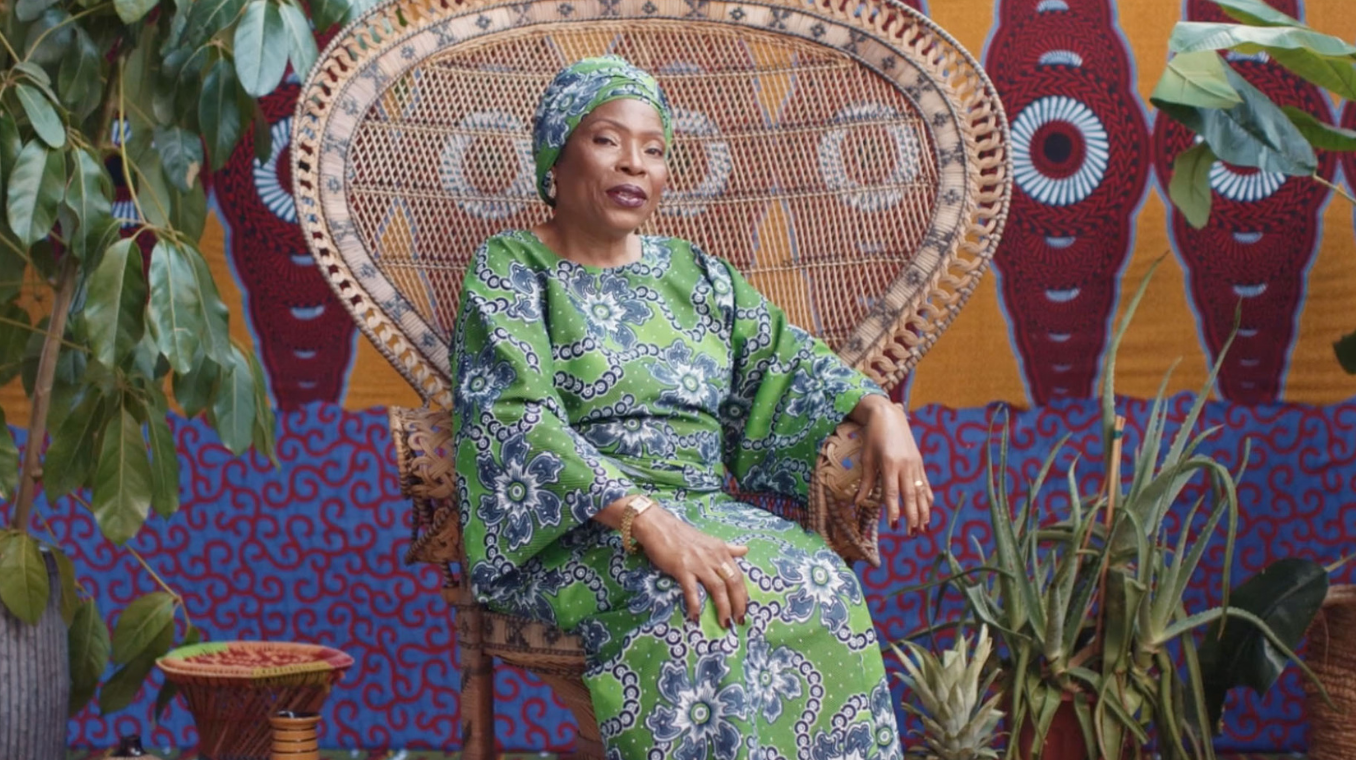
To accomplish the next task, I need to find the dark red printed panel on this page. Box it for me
[985,0,1152,405]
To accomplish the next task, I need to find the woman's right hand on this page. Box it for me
[630,507,749,628]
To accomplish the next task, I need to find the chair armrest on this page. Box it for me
[389,406,463,566]
[812,420,883,568]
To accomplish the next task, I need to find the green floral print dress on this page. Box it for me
[451,229,902,760]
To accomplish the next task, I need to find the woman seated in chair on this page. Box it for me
[451,56,933,758]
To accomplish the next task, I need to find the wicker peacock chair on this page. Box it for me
[291,0,1010,754]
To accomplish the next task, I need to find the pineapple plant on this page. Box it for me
[893,625,1004,760]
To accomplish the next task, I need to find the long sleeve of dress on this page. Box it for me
[712,254,888,503]
[451,241,638,593]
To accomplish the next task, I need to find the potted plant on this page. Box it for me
[892,624,1004,760]
[0,0,360,752]
[902,264,1334,760]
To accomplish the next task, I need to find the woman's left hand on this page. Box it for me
[850,395,932,534]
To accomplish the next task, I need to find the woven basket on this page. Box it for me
[1305,585,1356,760]
[157,641,352,760]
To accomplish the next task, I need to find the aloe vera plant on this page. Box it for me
[905,261,1332,760]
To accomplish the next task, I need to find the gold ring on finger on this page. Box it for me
[717,562,737,580]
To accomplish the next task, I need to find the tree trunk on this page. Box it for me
[0,550,69,758]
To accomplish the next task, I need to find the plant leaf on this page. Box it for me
[1281,106,1356,152]
[234,0,290,97]
[184,0,248,48]
[171,180,208,241]
[64,147,115,261]
[1165,66,1319,177]
[111,590,175,665]
[153,126,203,192]
[173,357,220,418]
[15,83,66,149]
[1196,557,1328,730]
[91,405,154,546]
[52,547,79,625]
[100,616,173,715]
[184,243,232,365]
[114,0,158,24]
[1169,22,1356,59]
[0,406,18,500]
[247,349,278,465]
[0,532,50,624]
[68,598,110,717]
[1267,47,1356,102]
[86,238,148,368]
[200,59,244,172]
[279,0,318,81]
[212,345,257,456]
[58,26,103,119]
[1336,330,1356,374]
[1169,142,1216,230]
[15,0,61,22]
[132,149,175,228]
[42,390,105,499]
[153,679,180,723]
[147,240,204,374]
[6,140,65,246]
[310,0,351,30]
[147,408,180,518]
[1152,51,1241,110]
[1212,0,1304,27]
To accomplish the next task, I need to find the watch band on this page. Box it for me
[619,495,658,554]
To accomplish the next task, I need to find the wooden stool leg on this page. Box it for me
[456,600,496,760]
[541,672,605,760]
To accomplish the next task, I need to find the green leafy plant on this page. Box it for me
[0,0,366,718]
[893,624,1004,760]
[903,262,1334,760]
[1150,0,1356,373]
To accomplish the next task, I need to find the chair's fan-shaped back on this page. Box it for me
[292,0,1011,407]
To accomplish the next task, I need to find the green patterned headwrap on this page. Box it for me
[531,56,674,206]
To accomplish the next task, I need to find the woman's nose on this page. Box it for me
[617,142,646,174]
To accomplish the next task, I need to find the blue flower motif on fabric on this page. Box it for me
[503,260,544,321]
[811,722,876,760]
[784,353,857,418]
[574,617,613,655]
[653,342,723,413]
[772,547,862,633]
[565,268,650,348]
[454,346,516,420]
[582,417,676,459]
[744,636,803,723]
[618,565,684,625]
[869,680,902,758]
[482,565,565,622]
[476,433,566,551]
[646,653,749,760]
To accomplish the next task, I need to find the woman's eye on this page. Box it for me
[594,136,615,145]
[646,147,663,156]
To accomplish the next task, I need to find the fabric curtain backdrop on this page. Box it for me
[2,0,1353,753]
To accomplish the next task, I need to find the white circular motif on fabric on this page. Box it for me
[817,102,921,213]
[659,108,733,218]
[253,116,297,223]
[1209,161,1285,202]
[438,110,535,220]
[1012,96,1109,206]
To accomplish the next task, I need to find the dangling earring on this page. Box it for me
[545,170,557,203]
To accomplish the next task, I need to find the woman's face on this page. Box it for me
[552,98,669,234]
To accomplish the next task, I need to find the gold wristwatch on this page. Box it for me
[619,495,659,554]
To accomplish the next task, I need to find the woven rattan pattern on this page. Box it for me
[1304,585,1356,760]
[292,0,1010,409]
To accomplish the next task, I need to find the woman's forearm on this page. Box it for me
[848,393,899,426]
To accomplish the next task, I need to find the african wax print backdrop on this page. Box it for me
[3,0,1354,753]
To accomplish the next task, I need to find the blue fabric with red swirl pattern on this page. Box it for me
[36,395,1353,752]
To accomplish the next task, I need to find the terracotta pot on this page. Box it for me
[1016,694,1087,760]
[269,711,321,760]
